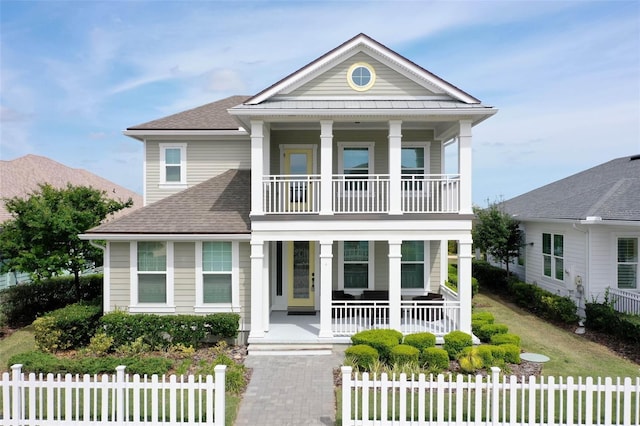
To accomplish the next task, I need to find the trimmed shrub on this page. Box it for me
[490,333,521,347]
[443,331,473,360]
[472,260,511,293]
[100,312,240,349]
[389,344,420,365]
[475,345,495,366]
[477,323,508,343]
[422,347,450,372]
[586,302,640,345]
[403,332,436,351]
[472,312,495,323]
[8,351,66,374]
[500,344,521,364]
[458,347,484,373]
[489,345,506,362]
[86,332,114,356]
[345,344,379,370]
[446,264,480,296]
[351,329,402,361]
[33,302,102,352]
[0,274,102,327]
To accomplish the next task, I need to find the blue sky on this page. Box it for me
[1,1,639,206]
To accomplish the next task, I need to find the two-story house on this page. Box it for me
[81,34,497,350]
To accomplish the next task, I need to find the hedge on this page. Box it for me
[403,332,436,351]
[443,331,472,360]
[100,312,240,349]
[0,274,102,327]
[389,344,420,365]
[345,344,379,370]
[351,329,402,361]
[585,302,640,345]
[33,302,102,352]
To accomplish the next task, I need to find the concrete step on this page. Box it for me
[248,343,334,356]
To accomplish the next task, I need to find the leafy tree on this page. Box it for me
[0,184,132,283]
[472,203,523,274]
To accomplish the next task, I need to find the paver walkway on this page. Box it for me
[235,348,345,426]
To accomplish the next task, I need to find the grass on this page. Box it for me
[0,325,36,371]
[473,292,640,378]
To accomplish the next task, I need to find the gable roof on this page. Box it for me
[501,155,640,222]
[0,154,142,223]
[83,169,250,235]
[127,95,250,131]
[245,33,480,105]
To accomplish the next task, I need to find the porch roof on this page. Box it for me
[84,169,251,236]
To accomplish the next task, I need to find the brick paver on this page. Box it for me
[235,349,344,425]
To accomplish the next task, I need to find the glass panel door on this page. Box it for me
[288,241,315,307]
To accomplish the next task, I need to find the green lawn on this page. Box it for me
[473,292,640,378]
[0,325,36,371]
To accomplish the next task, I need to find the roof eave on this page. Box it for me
[123,129,249,141]
[80,233,251,241]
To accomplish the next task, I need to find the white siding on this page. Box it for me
[289,52,439,97]
[145,139,250,205]
[238,242,251,330]
[109,242,130,312]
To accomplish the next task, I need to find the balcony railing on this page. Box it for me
[262,174,460,214]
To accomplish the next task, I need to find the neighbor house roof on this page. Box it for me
[84,169,251,235]
[501,155,640,222]
[0,154,142,223]
[127,95,250,130]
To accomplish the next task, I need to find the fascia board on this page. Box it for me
[230,108,496,119]
[79,233,251,241]
[123,129,248,140]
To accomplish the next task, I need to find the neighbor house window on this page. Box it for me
[401,241,425,289]
[340,241,374,290]
[617,237,638,289]
[195,241,240,311]
[338,142,374,192]
[542,233,564,280]
[160,143,187,185]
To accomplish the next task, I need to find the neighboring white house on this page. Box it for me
[501,155,640,315]
[80,34,497,349]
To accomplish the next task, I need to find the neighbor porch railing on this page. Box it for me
[607,287,640,315]
[331,300,460,337]
[262,174,460,214]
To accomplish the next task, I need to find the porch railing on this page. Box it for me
[331,300,460,336]
[607,287,640,315]
[262,174,461,214]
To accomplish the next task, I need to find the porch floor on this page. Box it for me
[260,311,351,344]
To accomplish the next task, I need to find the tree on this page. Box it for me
[472,203,523,274]
[0,184,132,283]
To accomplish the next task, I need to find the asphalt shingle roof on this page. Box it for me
[86,169,251,234]
[127,96,250,130]
[501,155,640,222]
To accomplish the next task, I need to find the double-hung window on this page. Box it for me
[401,241,426,290]
[160,143,187,186]
[131,241,174,312]
[542,233,564,280]
[338,142,374,192]
[196,241,239,311]
[617,237,638,289]
[340,241,373,290]
[401,143,429,192]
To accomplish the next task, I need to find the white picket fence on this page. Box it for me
[341,366,640,426]
[1,364,226,425]
[608,287,640,316]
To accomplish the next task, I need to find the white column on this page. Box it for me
[249,240,265,339]
[388,120,403,215]
[388,240,402,331]
[262,242,270,333]
[320,120,334,215]
[458,120,473,214]
[318,240,334,338]
[458,238,473,336]
[250,120,265,216]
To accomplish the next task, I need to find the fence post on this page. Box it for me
[341,366,352,426]
[11,364,23,422]
[214,364,227,426]
[490,366,500,426]
[116,366,126,423]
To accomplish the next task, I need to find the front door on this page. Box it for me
[288,241,315,308]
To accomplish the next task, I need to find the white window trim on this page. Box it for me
[401,142,431,174]
[338,142,375,175]
[159,143,187,187]
[401,241,431,296]
[130,241,175,313]
[542,233,564,282]
[338,240,374,293]
[615,234,639,291]
[195,241,241,312]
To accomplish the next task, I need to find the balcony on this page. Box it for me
[262,174,460,214]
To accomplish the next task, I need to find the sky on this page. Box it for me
[1,0,639,206]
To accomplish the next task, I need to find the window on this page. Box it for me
[135,242,169,306]
[340,241,373,290]
[401,241,425,289]
[401,143,430,191]
[617,237,638,289]
[542,233,564,280]
[196,241,239,311]
[338,142,374,192]
[347,62,376,91]
[160,143,186,185]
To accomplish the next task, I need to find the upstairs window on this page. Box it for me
[542,233,564,281]
[401,143,430,191]
[160,143,187,185]
[618,237,638,289]
[338,142,374,192]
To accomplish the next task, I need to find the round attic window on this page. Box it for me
[347,62,376,91]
